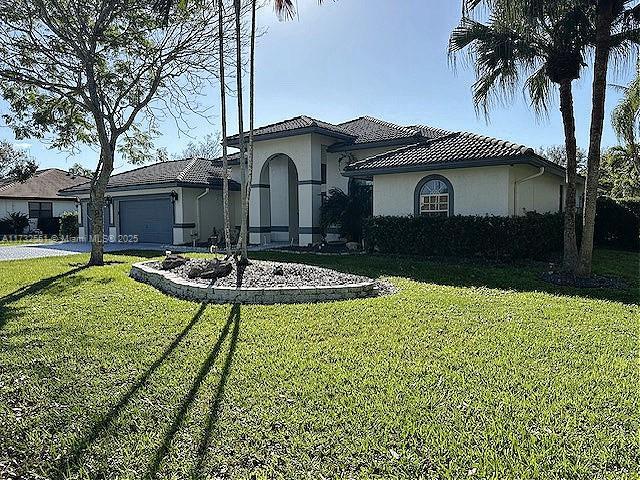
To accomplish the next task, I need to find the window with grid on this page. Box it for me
[419,179,449,216]
[28,201,53,219]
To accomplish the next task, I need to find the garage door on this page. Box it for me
[119,198,173,244]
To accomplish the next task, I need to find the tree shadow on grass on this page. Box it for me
[147,304,240,478]
[193,304,241,478]
[54,303,207,479]
[252,251,639,305]
[0,265,90,329]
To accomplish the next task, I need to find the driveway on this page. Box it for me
[0,242,200,262]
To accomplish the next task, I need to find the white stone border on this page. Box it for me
[130,261,379,304]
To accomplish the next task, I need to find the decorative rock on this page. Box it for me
[186,259,233,280]
[161,254,188,270]
[346,242,360,251]
[273,266,284,276]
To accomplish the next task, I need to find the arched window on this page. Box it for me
[414,175,454,217]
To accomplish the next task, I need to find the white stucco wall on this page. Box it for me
[0,199,77,219]
[373,166,512,217]
[372,164,584,218]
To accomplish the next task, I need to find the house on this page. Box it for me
[60,157,242,244]
[229,115,583,246]
[60,115,583,246]
[0,168,88,230]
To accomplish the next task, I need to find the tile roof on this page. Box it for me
[337,116,422,144]
[0,168,89,200]
[406,124,454,140]
[345,131,547,173]
[228,115,356,144]
[61,158,240,194]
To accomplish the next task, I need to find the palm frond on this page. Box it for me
[525,65,553,115]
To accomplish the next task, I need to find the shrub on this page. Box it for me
[0,212,29,235]
[589,197,639,251]
[38,217,60,235]
[363,213,564,261]
[616,197,640,219]
[320,182,373,242]
[59,212,79,237]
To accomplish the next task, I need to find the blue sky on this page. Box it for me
[0,0,633,174]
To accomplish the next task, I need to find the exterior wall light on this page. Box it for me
[170,190,179,202]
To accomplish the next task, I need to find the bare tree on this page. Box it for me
[0,0,231,265]
[178,133,222,160]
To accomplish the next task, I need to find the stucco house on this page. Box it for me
[60,115,583,246]
[60,157,242,244]
[0,168,88,230]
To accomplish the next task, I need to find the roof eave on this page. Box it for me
[343,155,566,177]
[59,180,241,196]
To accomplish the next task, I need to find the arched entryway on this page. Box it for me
[256,153,299,244]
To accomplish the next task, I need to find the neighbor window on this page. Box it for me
[28,201,53,219]
[414,175,453,217]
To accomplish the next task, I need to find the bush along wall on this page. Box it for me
[364,213,563,261]
[59,212,79,237]
[584,196,639,251]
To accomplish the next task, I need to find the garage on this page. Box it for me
[119,197,173,244]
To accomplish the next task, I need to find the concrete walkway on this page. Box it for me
[0,242,192,262]
[0,241,284,262]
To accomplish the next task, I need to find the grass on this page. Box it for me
[0,249,637,479]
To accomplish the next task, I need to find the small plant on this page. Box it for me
[59,211,79,237]
[1,212,29,234]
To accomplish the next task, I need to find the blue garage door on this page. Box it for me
[119,198,173,244]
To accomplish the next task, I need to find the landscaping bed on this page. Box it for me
[131,258,390,304]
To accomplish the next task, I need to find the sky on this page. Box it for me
[0,0,634,174]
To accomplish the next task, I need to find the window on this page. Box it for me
[28,201,53,219]
[414,175,453,217]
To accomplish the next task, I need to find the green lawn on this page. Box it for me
[0,249,638,479]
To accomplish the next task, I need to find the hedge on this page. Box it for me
[59,212,79,237]
[364,212,563,261]
[37,217,61,235]
[364,197,639,260]
[589,197,639,251]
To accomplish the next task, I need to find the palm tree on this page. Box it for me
[218,0,232,257]
[240,0,257,261]
[578,0,640,276]
[449,0,590,271]
[611,58,640,179]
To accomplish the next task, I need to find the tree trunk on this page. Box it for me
[88,145,115,266]
[218,0,231,257]
[558,78,579,272]
[578,1,614,277]
[240,0,257,259]
[233,0,247,263]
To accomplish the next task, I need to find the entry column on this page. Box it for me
[298,179,322,246]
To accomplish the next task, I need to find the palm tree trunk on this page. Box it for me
[558,78,579,272]
[233,0,247,262]
[578,0,614,277]
[218,0,231,257]
[240,0,256,259]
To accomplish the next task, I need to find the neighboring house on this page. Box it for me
[59,115,583,247]
[59,157,242,245]
[0,168,88,229]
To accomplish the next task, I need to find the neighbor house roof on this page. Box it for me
[0,168,89,200]
[344,131,566,176]
[60,158,241,195]
[227,115,357,146]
